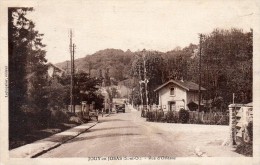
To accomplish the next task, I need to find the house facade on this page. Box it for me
[154,79,206,111]
[47,63,65,80]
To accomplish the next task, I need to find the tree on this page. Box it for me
[201,28,253,105]
[45,80,68,110]
[104,68,111,86]
[9,8,33,113]
[60,72,104,109]
[131,50,164,105]
[164,44,197,82]
[8,8,48,139]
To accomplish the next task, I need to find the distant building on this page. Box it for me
[47,63,65,79]
[154,79,206,111]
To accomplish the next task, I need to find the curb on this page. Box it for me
[9,122,98,158]
[105,113,113,117]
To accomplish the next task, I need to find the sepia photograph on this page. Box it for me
[1,0,260,164]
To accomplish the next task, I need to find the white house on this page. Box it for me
[154,79,206,111]
[47,63,65,78]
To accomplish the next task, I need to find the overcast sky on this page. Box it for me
[27,0,256,63]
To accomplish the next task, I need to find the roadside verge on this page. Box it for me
[9,121,98,158]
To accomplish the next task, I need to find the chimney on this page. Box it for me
[181,76,184,82]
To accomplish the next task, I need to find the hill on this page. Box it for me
[56,49,135,82]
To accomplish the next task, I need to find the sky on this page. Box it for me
[27,0,256,64]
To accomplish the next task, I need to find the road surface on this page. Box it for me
[39,107,241,157]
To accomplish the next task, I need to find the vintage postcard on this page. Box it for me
[0,0,260,165]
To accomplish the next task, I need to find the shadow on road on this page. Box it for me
[66,133,141,143]
[98,119,125,123]
[89,126,138,132]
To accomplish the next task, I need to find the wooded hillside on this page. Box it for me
[56,28,252,108]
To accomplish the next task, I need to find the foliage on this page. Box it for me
[106,86,119,101]
[50,109,70,124]
[56,28,252,111]
[156,110,165,122]
[56,49,134,83]
[130,87,141,105]
[104,68,111,86]
[60,72,104,109]
[146,110,165,122]
[211,97,227,112]
[165,44,198,81]
[165,111,178,123]
[179,109,189,123]
[247,121,253,142]
[200,29,253,105]
[45,80,69,110]
[235,141,253,156]
[131,50,164,105]
[142,108,229,125]
[8,7,48,139]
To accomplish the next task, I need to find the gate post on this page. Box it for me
[228,104,237,146]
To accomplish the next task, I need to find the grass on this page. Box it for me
[235,142,253,157]
[9,122,78,150]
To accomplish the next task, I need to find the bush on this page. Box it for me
[248,121,253,142]
[50,109,70,123]
[45,81,68,110]
[179,109,189,123]
[21,104,51,129]
[235,121,253,156]
[166,111,178,123]
[146,111,155,121]
[155,110,164,122]
[235,141,252,156]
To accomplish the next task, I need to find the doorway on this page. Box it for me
[169,101,176,111]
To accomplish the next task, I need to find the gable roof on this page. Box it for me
[154,79,206,92]
[47,63,65,73]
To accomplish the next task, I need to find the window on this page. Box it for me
[170,87,175,96]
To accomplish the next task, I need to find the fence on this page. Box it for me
[144,109,229,125]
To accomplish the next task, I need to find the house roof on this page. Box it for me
[47,63,65,72]
[154,79,206,92]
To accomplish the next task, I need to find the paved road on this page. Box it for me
[39,108,242,157]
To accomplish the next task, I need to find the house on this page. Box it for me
[154,79,206,111]
[47,63,65,79]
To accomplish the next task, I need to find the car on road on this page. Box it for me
[89,109,98,121]
[116,104,125,113]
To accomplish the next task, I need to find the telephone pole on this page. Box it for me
[143,51,149,110]
[72,43,76,114]
[138,64,143,107]
[198,34,203,112]
[66,60,69,74]
[69,29,75,114]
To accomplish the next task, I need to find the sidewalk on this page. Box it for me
[9,121,98,158]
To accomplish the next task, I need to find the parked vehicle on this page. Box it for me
[116,104,125,113]
[89,109,98,121]
[113,98,127,113]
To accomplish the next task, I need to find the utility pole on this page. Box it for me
[198,34,202,112]
[69,29,75,114]
[72,43,76,114]
[66,60,69,74]
[143,51,149,110]
[138,64,143,107]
